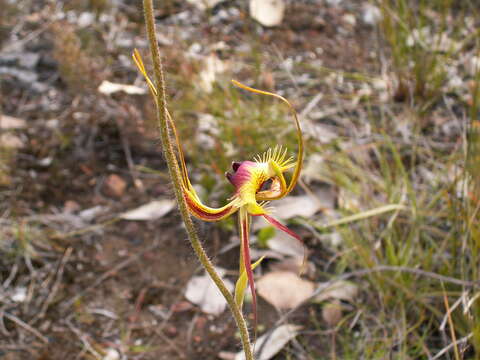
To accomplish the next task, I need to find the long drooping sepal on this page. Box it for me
[133,50,196,197]
[235,207,265,310]
[231,80,304,197]
[261,214,302,242]
[260,213,307,274]
[238,207,258,335]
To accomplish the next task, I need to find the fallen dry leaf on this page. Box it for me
[314,280,359,303]
[186,0,224,10]
[120,199,175,221]
[79,205,107,222]
[301,153,324,183]
[362,3,382,25]
[265,230,305,259]
[249,0,285,27]
[10,287,27,303]
[0,115,26,129]
[257,271,314,310]
[98,80,146,95]
[218,351,236,360]
[184,268,234,316]
[269,257,314,276]
[301,121,339,144]
[0,133,25,149]
[273,194,322,220]
[235,324,301,360]
[102,348,120,360]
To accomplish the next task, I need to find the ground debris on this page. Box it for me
[103,174,127,198]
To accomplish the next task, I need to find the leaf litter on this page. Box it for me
[184,268,234,316]
[249,0,285,27]
[120,199,175,221]
[314,280,359,303]
[235,324,301,360]
[256,271,315,310]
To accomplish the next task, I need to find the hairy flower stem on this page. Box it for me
[142,1,254,359]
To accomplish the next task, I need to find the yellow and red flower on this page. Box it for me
[133,50,304,329]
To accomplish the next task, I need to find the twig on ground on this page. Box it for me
[348,266,479,288]
[114,114,142,190]
[32,247,73,323]
[300,93,324,120]
[63,240,160,308]
[50,217,119,240]
[431,333,472,360]
[2,262,18,289]
[154,327,187,359]
[186,313,199,356]
[3,312,48,344]
[66,318,103,360]
[0,18,56,54]
[0,344,29,351]
[0,309,12,337]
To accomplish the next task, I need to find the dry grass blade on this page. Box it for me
[431,334,473,360]
[442,286,461,360]
[315,204,408,229]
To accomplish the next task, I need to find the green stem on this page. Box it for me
[142,1,254,359]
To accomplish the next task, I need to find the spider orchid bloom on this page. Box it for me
[132,50,304,328]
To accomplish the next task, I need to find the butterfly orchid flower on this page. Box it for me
[133,50,304,330]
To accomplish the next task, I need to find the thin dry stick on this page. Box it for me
[64,240,160,308]
[350,266,479,287]
[154,327,187,359]
[141,1,253,359]
[3,312,48,344]
[431,334,472,360]
[33,247,73,322]
[66,318,102,360]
